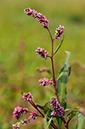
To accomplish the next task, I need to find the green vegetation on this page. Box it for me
[0,0,85,128]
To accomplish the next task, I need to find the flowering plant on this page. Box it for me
[13,8,84,129]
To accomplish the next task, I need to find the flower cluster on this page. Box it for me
[55,25,65,39]
[13,106,28,119]
[50,96,64,117]
[13,111,38,129]
[39,78,52,86]
[24,8,49,28]
[29,111,38,120]
[13,119,30,129]
[21,92,33,101]
[36,47,48,59]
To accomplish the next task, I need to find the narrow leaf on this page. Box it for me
[53,37,64,56]
[43,115,53,129]
[43,116,48,129]
[57,64,67,80]
[75,113,84,129]
[37,104,44,110]
[56,51,71,110]
[46,117,53,129]
[37,102,49,114]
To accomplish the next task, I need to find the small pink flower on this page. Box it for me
[50,96,57,103]
[13,106,29,119]
[13,106,23,119]
[23,108,29,113]
[36,47,48,59]
[24,8,33,16]
[50,96,64,117]
[51,110,57,116]
[22,92,33,101]
[55,25,65,39]
[24,8,49,28]
[29,111,37,120]
[39,78,52,86]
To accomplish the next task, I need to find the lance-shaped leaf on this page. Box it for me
[37,102,50,114]
[56,51,71,109]
[75,113,84,129]
[43,115,53,129]
[43,115,48,129]
[53,37,64,56]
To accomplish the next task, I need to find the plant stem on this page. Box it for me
[47,28,69,129]
[47,27,60,104]
[61,116,69,129]
[29,100,58,129]
[29,100,44,117]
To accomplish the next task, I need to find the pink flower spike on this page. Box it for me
[50,96,64,117]
[24,8,49,28]
[39,78,52,86]
[22,92,33,101]
[13,106,23,119]
[24,8,33,16]
[36,47,48,59]
[50,96,57,103]
[55,25,65,39]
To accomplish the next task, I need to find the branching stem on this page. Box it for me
[29,100,58,129]
[47,27,60,104]
[47,27,69,129]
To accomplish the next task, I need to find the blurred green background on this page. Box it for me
[0,0,85,128]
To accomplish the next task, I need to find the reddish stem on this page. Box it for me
[47,27,60,104]
[47,27,69,129]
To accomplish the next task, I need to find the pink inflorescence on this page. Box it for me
[50,96,64,117]
[22,92,33,101]
[13,106,28,119]
[55,25,65,39]
[36,47,48,60]
[24,8,49,28]
[29,111,38,120]
[39,78,52,86]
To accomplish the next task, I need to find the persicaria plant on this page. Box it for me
[12,8,84,129]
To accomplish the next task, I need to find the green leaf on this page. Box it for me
[65,108,71,112]
[55,115,63,126]
[67,109,79,122]
[57,64,67,80]
[63,51,71,66]
[53,37,64,56]
[46,117,53,129]
[43,115,53,129]
[43,116,48,129]
[37,102,49,114]
[37,104,44,110]
[56,51,71,109]
[75,113,84,129]
[68,65,71,76]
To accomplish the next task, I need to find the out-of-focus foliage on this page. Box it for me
[0,0,85,128]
